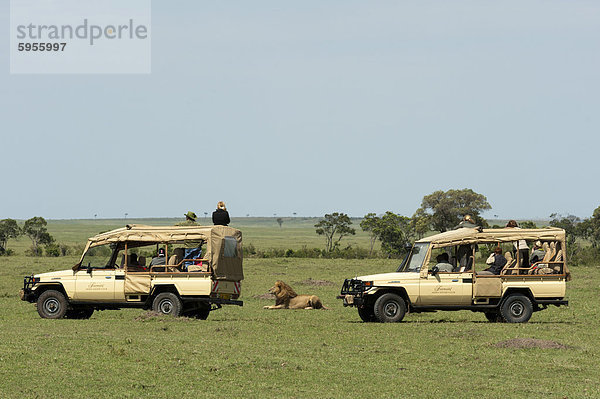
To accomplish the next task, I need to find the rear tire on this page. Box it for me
[357,305,376,322]
[500,294,533,323]
[37,290,68,319]
[188,303,211,320]
[373,293,406,323]
[152,293,183,317]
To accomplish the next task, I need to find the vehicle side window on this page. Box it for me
[81,245,113,269]
[429,248,454,272]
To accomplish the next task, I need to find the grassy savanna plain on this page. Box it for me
[0,219,598,398]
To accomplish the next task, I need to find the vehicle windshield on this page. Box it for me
[81,244,115,269]
[398,243,429,272]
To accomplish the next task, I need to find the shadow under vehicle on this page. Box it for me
[339,227,570,323]
[20,224,244,319]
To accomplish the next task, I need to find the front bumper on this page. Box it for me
[338,279,369,307]
[20,275,37,302]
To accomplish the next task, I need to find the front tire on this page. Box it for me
[484,311,501,323]
[37,290,68,319]
[357,305,376,322]
[500,294,533,323]
[373,293,406,323]
[152,293,183,317]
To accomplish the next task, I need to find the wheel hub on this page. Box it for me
[159,300,173,314]
[384,302,398,317]
[44,298,59,314]
[510,302,524,317]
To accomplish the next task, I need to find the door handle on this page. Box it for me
[452,279,458,282]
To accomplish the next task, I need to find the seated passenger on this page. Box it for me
[434,253,454,272]
[529,241,545,265]
[479,247,507,275]
[150,248,166,266]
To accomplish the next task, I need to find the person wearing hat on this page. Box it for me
[177,211,198,226]
[212,201,230,226]
[150,247,166,266]
[529,241,545,266]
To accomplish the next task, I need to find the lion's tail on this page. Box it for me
[310,295,329,310]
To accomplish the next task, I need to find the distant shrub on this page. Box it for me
[570,245,600,267]
[59,243,72,256]
[0,248,14,256]
[71,243,86,256]
[25,246,43,256]
[244,245,381,259]
[45,243,61,257]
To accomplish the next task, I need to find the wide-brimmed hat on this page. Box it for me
[184,211,197,221]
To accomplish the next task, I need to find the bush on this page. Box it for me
[45,243,61,257]
[0,248,14,256]
[59,243,72,256]
[25,246,43,256]
[71,243,86,256]
[570,245,600,267]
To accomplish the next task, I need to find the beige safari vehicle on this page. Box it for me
[339,227,570,323]
[20,225,243,319]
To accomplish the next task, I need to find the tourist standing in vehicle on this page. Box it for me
[212,201,230,226]
[506,220,529,272]
[177,211,198,226]
[454,214,477,229]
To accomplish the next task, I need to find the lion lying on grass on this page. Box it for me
[263,280,328,310]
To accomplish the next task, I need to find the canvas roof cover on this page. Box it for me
[80,225,243,281]
[415,227,566,248]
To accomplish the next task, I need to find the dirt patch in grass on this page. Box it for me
[253,293,275,300]
[494,338,569,349]
[296,278,335,286]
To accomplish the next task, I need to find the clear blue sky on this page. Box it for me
[1,1,599,220]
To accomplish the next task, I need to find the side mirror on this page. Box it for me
[430,266,439,276]
[87,264,92,274]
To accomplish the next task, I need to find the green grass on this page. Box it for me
[1,249,599,398]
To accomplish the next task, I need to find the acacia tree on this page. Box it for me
[360,213,380,255]
[410,209,431,239]
[315,212,355,252]
[586,206,600,248]
[22,217,54,256]
[0,219,21,254]
[415,189,491,232]
[373,212,411,258]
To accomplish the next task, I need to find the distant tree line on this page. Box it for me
[312,188,600,264]
[0,216,70,257]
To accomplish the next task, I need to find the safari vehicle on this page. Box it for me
[20,225,244,319]
[339,227,570,323]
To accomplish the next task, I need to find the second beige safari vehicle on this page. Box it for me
[340,227,570,323]
[20,225,244,320]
